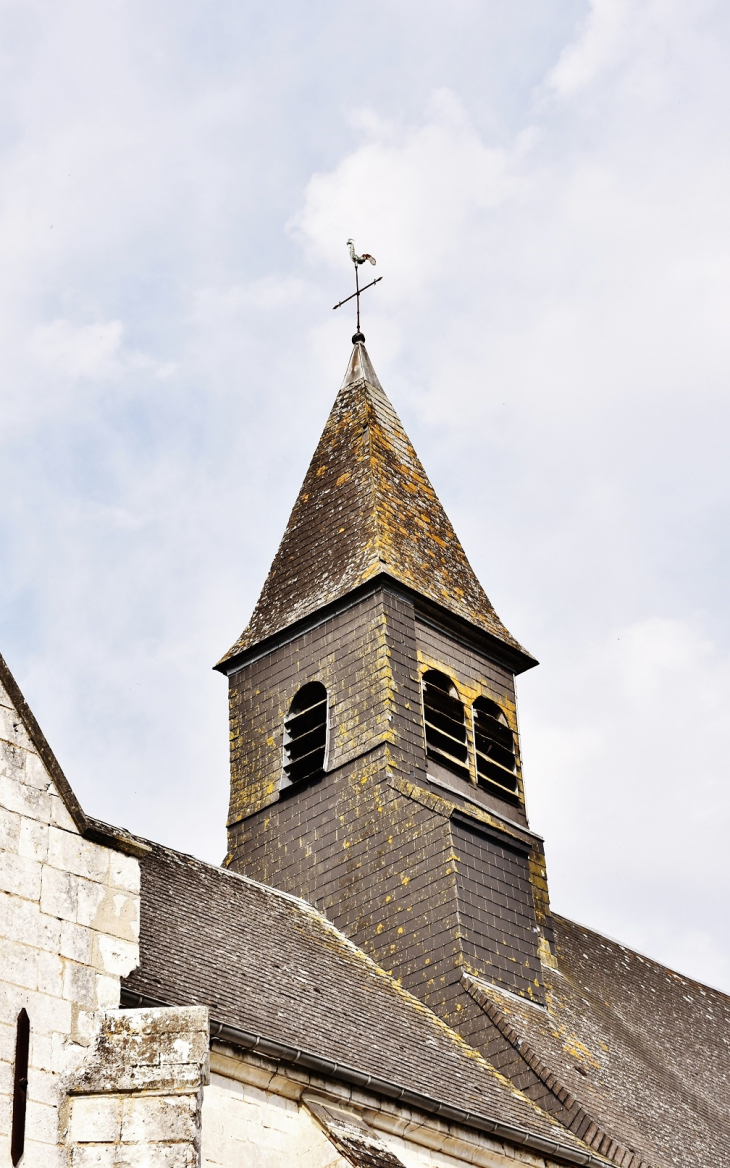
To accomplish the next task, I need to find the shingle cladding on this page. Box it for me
[225,582,548,1014]
[459,915,730,1168]
[120,837,595,1156]
[218,343,532,666]
[451,818,543,1001]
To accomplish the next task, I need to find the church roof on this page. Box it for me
[465,915,730,1168]
[121,837,606,1165]
[218,342,533,668]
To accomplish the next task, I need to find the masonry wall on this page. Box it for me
[64,1006,209,1168]
[203,1045,565,1168]
[0,677,140,1167]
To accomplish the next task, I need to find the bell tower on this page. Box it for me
[215,341,554,1025]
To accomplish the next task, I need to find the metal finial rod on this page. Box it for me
[356,263,360,333]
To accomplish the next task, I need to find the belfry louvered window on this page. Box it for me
[473,697,518,799]
[283,681,328,786]
[422,670,470,780]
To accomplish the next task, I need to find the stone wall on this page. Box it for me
[0,676,140,1167]
[204,1044,562,1168]
[64,1006,209,1168]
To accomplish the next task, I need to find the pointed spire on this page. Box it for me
[218,343,532,668]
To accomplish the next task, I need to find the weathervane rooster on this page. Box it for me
[347,238,377,267]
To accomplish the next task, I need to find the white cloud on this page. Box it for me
[32,319,125,380]
[294,89,528,293]
[522,616,730,986]
[548,0,640,95]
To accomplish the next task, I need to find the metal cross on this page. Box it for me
[332,239,382,342]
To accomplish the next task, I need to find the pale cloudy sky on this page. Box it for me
[1,0,729,991]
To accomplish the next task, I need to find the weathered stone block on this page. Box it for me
[63,962,97,1008]
[60,920,93,965]
[1,935,38,989]
[48,828,109,884]
[121,1094,198,1144]
[1,894,61,952]
[91,934,138,979]
[94,974,121,1011]
[23,753,56,793]
[69,1096,123,1143]
[0,849,42,900]
[25,1096,59,1143]
[70,1145,118,1168]
[19,1141,66,1168]
[19,817,50,862]
[0,704,33,750]
[0,805,20,849]
[86,888,139,944]
[30,1029,53,1072]
[16,987,73,1037]
[27,1066,58,1107]
[121,1145,198,1168]
[49,793,78,833]
[37,949,64,997]
[0,773,51,822]
[40,866,79,923]
[75,878,108,930]
[0,1020,15,1063]
[108,853,140,896]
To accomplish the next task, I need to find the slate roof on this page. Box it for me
[121,838,603,1162]
[218,342,532,667]
[465,914,730,1168]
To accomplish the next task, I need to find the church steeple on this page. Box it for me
[218,341,534,672]
[219,341,553,1030]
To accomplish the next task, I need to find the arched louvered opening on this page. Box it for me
[422,669,469,780]
[473,697,518,800]
[283,681,328,787]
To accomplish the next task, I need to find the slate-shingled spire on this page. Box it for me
[218,341,532,668]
